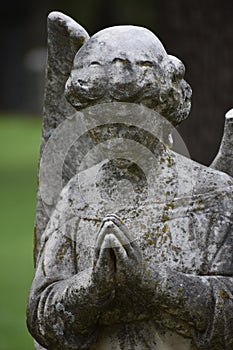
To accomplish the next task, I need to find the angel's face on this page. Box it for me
[65,26,191,126]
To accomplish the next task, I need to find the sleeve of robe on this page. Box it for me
[150,188,233,349]
[26,181,107,350]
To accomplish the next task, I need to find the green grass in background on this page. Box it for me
[0,116,42,350]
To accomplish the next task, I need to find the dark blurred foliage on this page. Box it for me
[157,0,233,164]
[1,0,233,164]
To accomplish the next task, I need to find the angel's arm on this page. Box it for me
[143,229,233,349]
[27,220,115,350]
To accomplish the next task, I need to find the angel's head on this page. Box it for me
[65,25,192,126]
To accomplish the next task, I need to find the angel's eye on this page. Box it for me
[90,61,101,66]
[138,61,153,67]
[112,58,129,65]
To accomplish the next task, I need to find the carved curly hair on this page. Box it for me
[65,26,192,126]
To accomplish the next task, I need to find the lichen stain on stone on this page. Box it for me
[219,289,229,300]
[161,213,169,222]
[164,202,175,210]
[172,245,181,254]
[79,36,86,44]
[196,199,204,210]
[166,156,174,168]
[82,216,102,225]
[56,236,73,263]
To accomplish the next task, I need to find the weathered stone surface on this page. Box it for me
[27,11,233,350]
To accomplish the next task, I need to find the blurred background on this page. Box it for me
[1,0,233,349]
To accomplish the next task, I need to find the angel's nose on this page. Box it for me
[73,76,102,93]
[77,79,88,88]
[70,67,107,100]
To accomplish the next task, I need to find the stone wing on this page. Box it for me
[210,108,233,178]
[34,12,89,265]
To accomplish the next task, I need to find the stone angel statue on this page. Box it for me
[27,11,233,350]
